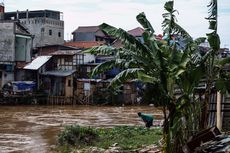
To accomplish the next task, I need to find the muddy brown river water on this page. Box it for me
[0,105,163,153]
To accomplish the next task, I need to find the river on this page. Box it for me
[0,105,163,153]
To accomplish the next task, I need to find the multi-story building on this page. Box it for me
[0,3,33,87]
[5,9,64,48]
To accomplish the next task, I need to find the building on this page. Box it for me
[5,9,64,48]
[127,27,144,43]
[71,26,114,44]
[34,44,78,56]
[0,3,33,88]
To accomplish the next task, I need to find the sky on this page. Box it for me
[3,0,230,48]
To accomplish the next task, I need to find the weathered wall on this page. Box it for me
[73,32,96,42]
[15,36,32,62]
[20,18,64,48]
[0,22,15,61]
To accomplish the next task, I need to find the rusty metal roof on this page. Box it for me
[51,50,82,56]
[64,41,105,49]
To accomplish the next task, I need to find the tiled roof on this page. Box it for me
[64,41,105,49]
[128,27,144,37]
[72,26,100,33]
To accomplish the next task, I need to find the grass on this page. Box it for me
[57,125,162,152]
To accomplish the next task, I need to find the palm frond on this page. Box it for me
[110,69,159,88]
[100,23,150,56]
[84,45,117,55]
[194,37,206,46]
[90,60,116,77]
[207,0,218,21]
[136,12,155,33]
[207,31,220,52]
[206,0,219,51]
[218,57,230,67]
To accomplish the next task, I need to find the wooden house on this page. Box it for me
[41,50,82,97]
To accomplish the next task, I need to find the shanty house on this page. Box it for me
[23,55,52,89]
[40,50,95,98]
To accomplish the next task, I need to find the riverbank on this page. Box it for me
[56,125,162,153]
[0,105,163,152]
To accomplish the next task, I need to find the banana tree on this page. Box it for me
[200,0,220,129]
[85,0,224,152]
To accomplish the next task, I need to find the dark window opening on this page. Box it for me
[49,29,52,35]
[68,80,71,87]
[58,32,61,37]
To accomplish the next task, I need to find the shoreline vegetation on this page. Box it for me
[55,125,162,153]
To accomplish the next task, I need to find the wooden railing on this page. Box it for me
[47,96,74,105]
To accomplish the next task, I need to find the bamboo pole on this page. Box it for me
[216,91,222,130]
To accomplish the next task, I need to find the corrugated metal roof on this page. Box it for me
[128,27,144,37]
[24,56,52,70]
[64,41,105,49]
[72,26,100,33]
[41,70,76,77]
[51,50,82,56]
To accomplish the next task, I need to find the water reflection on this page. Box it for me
[0,106,163,153]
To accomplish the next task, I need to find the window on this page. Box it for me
[77,55,84,64]
[58,32,61,37]
[68,80,72,87]
[49,29,52,35]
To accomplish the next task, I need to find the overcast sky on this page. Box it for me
[4,0,230,48]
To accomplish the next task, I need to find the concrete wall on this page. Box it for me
[0,22,15,61]
[20,17,64,48]
[15,36,32,62]
[73,32,96,42]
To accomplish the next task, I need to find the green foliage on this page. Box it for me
[84,0,230,152]
[207,32,220,52]
[97,126,162,150]
[57,126,162,151]
[84,45,117,55]
[206,0,220,52]
[58,125,98,147]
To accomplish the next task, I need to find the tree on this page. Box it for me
[85,0,227,152]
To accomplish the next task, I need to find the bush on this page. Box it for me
[57,125,163,151]
[58,125,98,146]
